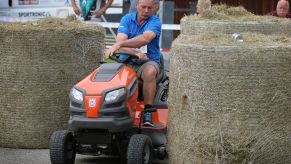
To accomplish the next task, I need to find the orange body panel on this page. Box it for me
[84,96,102,118]
[76,66,137,95]
[75,65,138,118]
[127,89,139,118]
[73,64,168,128]
[134,101,168,129]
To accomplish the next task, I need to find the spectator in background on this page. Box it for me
[268,0,291,19]
[129,0,160,14]
[196,0,212,15]
[71,0,113,20]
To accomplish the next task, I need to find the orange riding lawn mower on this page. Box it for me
[49,52,169,164]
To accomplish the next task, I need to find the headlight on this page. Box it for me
[71,88,84,102]
[105,88,126,103]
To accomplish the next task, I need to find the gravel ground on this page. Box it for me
[0,148,168,164]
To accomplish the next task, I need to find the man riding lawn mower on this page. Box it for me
[49,52,169,164]
[50,1,168,163]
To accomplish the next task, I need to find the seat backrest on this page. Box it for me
[156,54,166,84]
[160,53,165,71]
[153,54,169,107]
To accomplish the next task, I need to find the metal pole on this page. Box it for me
[101,14,117,39]
[159,1,174,49]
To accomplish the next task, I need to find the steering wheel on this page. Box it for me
[109,52,139,64]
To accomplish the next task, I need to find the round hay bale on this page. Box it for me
[168,34,291,164]
[0,18,105,148]
[181,5,291,36]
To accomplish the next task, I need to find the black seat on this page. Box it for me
[156,54,166,84]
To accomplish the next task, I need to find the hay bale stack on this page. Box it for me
[181,5,291,36]
[168,33,291,163]
[0,17,105,148]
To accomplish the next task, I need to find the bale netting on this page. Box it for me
[168,33,291,164]
[181,5,291,36]
[0,17,105,148]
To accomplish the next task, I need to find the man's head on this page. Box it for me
[277,0,290,17]
[136,0,155,21]
[197,0,212,14]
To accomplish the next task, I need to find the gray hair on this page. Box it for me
[137,0,155,4]
[197,0,212,10]
[277,0,290,9]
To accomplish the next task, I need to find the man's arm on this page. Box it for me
[106,33,149,60]
[71,0,81,15]
[95,0,114,18]
[116,31,156,48]
[116,33,138,54]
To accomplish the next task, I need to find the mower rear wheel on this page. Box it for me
[49,130,76,164]
[127,134,153,164]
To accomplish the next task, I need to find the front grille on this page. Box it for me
[72,101,82,108]
[100,111,129,118]
[104,101,123,108]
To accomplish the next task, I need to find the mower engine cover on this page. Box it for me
[68,63,139,132]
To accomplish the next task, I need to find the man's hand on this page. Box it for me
[105,44,121,58]
[95,8,105,18]
[73,7,81,16]
[136,52,149,61]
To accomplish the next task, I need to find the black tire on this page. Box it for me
[127,134,153,164]
[49,130,76,164]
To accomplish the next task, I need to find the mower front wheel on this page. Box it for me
[49,130,76,164]
[127,134,153,164]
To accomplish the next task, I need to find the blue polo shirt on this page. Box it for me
[117,12,161,64]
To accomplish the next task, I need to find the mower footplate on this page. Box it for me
[142,123,166,130]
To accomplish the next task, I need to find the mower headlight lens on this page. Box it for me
[71,88,84,102]
[105,88,126,103]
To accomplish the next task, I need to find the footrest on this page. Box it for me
[142,123,166,130]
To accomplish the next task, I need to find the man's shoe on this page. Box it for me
[143,112,154,127]
[143,121,154,127]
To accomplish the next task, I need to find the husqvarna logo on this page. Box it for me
[89,98,96,108]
